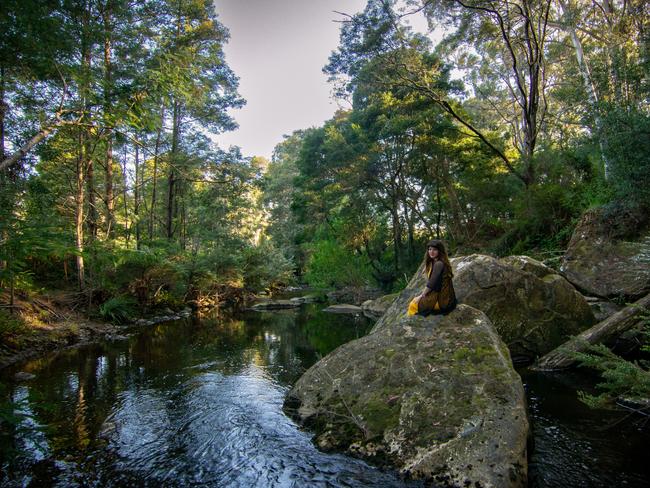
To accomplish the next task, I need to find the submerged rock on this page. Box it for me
[322,304,363,314]
[452,255,595,361]
[14,371,36,381]
[284,305,528,487]
[290,294,324,304]
[249,300,301,310]
[361,293,398,319]
[561,207,650,300]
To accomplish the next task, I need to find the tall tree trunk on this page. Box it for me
[149,106,164,240]
[76,129,86,291]
[440,157,466,242]
[0,65,8,307]
[82,3,96,242]
[167,2,184,241]
[76,1,93,291]
[557,0,611,179]
[134,140,140,249]
[122,146,130,245]
[102,0,115,237]
[166,100,180,240]
[86,151,97,241]
[0,66,5,162]
[390,194,401,273]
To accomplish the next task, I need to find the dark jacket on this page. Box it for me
[419,260,457,315]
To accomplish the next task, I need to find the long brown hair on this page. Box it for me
[423,239,453,277]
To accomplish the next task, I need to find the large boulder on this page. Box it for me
[284,304,528,487]
[560,207,650,300]
[451,255,595,361]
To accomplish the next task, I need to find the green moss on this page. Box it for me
[362,395,400,436]
[453,347,472,361]
[383,348,397,359]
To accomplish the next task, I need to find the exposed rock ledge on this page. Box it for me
[284,304,528,487]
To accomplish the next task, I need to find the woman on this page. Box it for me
[407,239,457,316]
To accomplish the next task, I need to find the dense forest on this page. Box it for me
[1,0,648,325]
[1,2,650,486]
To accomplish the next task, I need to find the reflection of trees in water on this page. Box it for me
[294,305,373,358]
[1,308,375,481]
[1,342,126,472]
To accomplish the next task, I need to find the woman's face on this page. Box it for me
[428,246,439,259]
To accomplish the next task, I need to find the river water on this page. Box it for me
[1,303,649,487]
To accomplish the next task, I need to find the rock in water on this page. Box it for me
[451,255,595,361]
[322,304,363,314]
[249,300,301,310]
[561,207,650,300]
[284,305,528,487]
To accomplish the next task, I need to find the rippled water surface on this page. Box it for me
[1,303,649,487]
[523,370,650,488]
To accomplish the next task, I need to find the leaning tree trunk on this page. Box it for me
[533,293,650,370]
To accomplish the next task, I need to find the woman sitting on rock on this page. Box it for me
[407,239,457,316]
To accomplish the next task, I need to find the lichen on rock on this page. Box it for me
[561,207,650,301]
[451,254,595,361]
[284,305,529,487]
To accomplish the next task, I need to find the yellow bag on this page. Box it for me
[407,298,419,316]
[407,295,440,316]
[407,264,440,315]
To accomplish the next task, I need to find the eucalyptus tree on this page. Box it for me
[145,0,243,242]
[327,1,524,186]
[263,131,306,265]
[550,0,648,194]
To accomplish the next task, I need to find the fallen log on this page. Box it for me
[533,293,650,371]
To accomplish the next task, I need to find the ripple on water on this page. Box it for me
[83,365,417,487]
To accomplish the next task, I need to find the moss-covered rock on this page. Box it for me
[561,207,650,300]
[451,254,595,361]
[284,304,528,487]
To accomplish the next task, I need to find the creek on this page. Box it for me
[1,302,648,487]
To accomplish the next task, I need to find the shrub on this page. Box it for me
[99,296,138,324]
[241,241,295,291]
[304,239,372,289]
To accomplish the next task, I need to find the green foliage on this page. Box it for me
[574,312,650,409]
[0,309,29,347]
[575,343,650,409]
[99,296,138,324]
[241,242,295,291]
[304,239,372,289]
[599,108,650,205]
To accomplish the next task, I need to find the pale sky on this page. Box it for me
[212,0,367,160]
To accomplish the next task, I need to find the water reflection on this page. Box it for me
[524,369,650,488]
[1,304,418,487]
[4,305,648,487]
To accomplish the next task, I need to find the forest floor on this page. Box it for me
[0,291,126,371]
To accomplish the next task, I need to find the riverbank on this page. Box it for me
[0,291,192,371]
